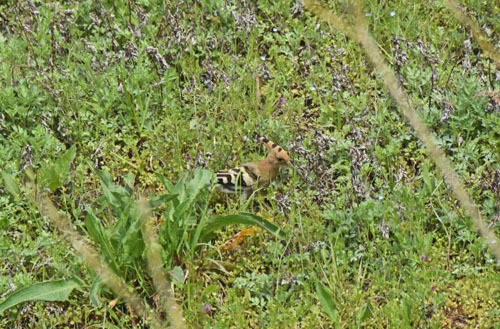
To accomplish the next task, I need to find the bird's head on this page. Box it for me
[254,132,291,167]
[268,149,291,167]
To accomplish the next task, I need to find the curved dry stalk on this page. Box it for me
[303,0,500,262]
[443,0,500,67]
[27,183,164,329]
[139,200,186,329]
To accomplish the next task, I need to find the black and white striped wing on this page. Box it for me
[215,166,259,194]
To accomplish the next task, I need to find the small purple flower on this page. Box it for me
[203,304,211,312]
[390,11,396,17]
[279,98,285,105]
[430,285,435,291]
[260,55,266,61]
[185,155,191,161]
[309,86,316,91]
[422,254,428,261]
[272,27,278,33]
[365,13,371,17]
[378,195,384,200]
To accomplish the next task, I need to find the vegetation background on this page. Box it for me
[0,0,499,327]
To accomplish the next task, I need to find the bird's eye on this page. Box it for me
[277,157,284,162]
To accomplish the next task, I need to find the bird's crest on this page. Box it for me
[253,132,290,166]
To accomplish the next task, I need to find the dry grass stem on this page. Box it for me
[28,184,165,329]
[139,200,186,329]
[443,0,500,67]
[303,0,500,262]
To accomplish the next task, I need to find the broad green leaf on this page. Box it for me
[121,209,144,259]
[110,202,133,249]
[357,300,374,323]
[90,278,105,306]
[173,176,188,202]
[56,145,76,174]
[40,145,76,192]
[186,168,213,197]
[316,282,339,327]
[155,172,169,186]
[202,212,286,241]
[149,193,178,208]
[85,209,107,246]
[40,166,60,192]
[0,279,80,314]
[1,171,19,200]
[169,266,185,284]
[155,172,176,193]
[85,209,119,273]
[97,170,124,211]
[173,199,192,220]
[123,172,135,195]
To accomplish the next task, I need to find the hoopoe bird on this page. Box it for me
[215,132,290,198]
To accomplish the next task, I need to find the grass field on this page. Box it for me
[1,0,500,328]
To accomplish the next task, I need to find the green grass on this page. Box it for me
[1,0,500,327]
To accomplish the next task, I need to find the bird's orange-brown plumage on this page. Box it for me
[215,132,290,197]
